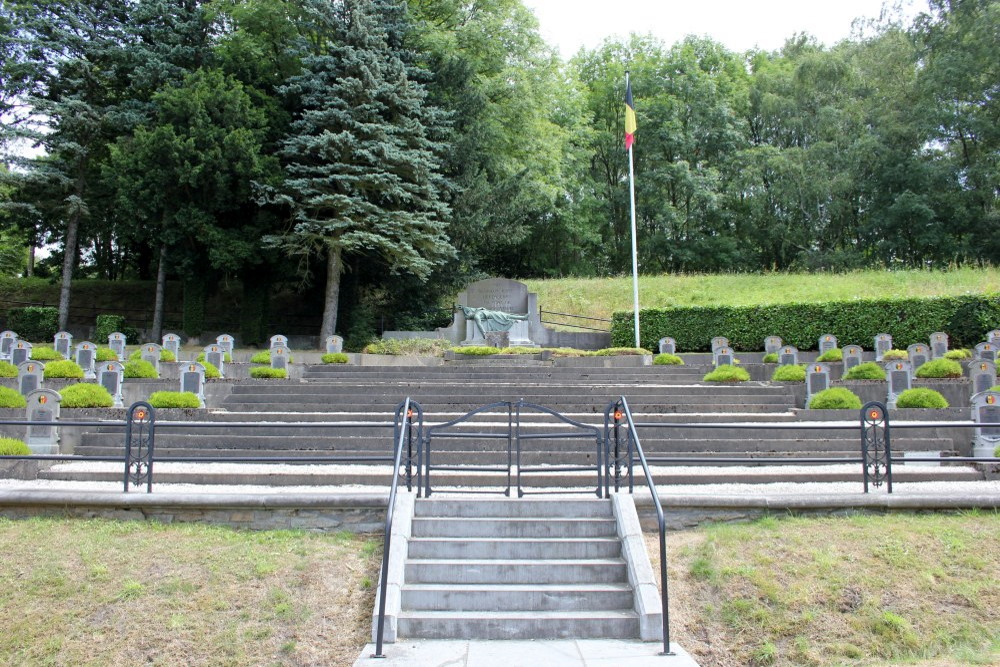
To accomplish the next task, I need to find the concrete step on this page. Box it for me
[406,537,621,560]
[400,583,634,611]
[410,517,617,539]
[220,401,794,414]
[395,610,639,640]
[413,498,612,518]
[404,559,627,584]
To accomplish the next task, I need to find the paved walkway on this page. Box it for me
[352,640,699,666]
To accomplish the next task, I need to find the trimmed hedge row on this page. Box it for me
[612,294,1000,352]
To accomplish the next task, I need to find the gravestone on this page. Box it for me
[108,332,127,359]
[842,345,864,372]
[140,343,162,376]
[204,344,225,378]
[180,362,206,408]
[779,346,798,366]
[10,340,31,367]
[271,345,289,370]
[75,341,97,380]
[975,342,996,362]
[929,332,949,359]
[818,334,838,355]
[216,334,235,355]
[806,363,831,406]
[972,391,1000,458]
[98,361,125,408]
[764,336,782,355]
[658,337,676,355]
[874,334,892,362]
[458,278,534,347]
[0,331,16,361]
[54,331,73,359]
[25,389,60,454]
[17,361,44,396]
[326,335,344,354]
[712,346,733,367]
[269,335,288,351]
[987,329,1000,346]
[970,360,997,397]
[711,337,729,352]
[907,344,929,371]
[885,360,913,407]
[162,333,181,361]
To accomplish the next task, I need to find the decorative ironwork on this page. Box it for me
[124,401,156,493]
[603,399,633,495]
[392,400,424,495]
[514,399,602,498]
[860,402,892,493]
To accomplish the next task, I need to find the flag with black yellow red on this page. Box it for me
[625,79,636,149]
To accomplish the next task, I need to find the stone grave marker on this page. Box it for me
[930,332,949,359]
[107,332,127,359]
[988,329,1000,346]
[216,334,235,355]
[806,363,831,406]
[658,337,676,355]
[10,340,31,367]
[140,343,162,376]
[98,361,125,408]
[970,360,997,397]
[975,342,996,362]
[25,389,60,454]
[162,333,181,361]
[886,360,913,407]
[764,336,782,355]
[711,337,729,352]
[779,345,798,366]
[269,335,288,351]
[713,346,734,367]
[0,331,16,361]
[204,344,225,378]
[75,341,97,379]
[180,362,206,407]
[874,334,892,362]
[271,345,290,370]
[907,344,929,371]
[818,334,838,355]
[54,331,73,359]
[326,335,344,354]
[972,391,1000,458]
[842,345,864,372]
[17,361,44,396]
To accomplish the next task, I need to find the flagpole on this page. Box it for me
[626,71,640,348]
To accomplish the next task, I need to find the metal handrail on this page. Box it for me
[514,399,603,498]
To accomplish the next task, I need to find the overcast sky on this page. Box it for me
[520,0,924,57]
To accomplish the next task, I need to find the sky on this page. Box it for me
[519,0,924,57]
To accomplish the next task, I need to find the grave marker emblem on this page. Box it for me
[99,361,125,408]
[806,363,830,405]
[886,360,912,407]
[108,332,127,358]
[907,344,929,371]
[10,340,31,367]
[180,362,206,407]
[326,335,344,354]
[975,342,996,362]
[970,361,996,397]
[930,332,949,359]
[779,346,798,366]
[25,389,60,454]
[764,336,782,355]
[17,361,43,396]
[818,334,838,355]
[657,337,676,355]
[874,334,892,362]
[842,345,863,372]
[54,331,73,359]
[75,341,97,379]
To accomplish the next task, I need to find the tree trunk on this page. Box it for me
[26,244,34,277]
[320,244,343,340]
[151,244,167,341]
[58,214,80,331]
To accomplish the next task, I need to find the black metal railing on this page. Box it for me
[539,309,612,332]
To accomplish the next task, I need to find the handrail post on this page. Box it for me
[860,402,892,493]
[123,401,155,493]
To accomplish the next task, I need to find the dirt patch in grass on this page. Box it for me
[649,511,1000,667]
[0,518,381,666]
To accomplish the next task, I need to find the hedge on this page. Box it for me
[6,306,58,341]
[0,437,30,455]
[0,387,27,408]
[44,360,84,379]
[148,391,201,408]
[0,361,16,378]
[895,388,949,409]
[613,294,1000,352]
[809,387,862,410]
[60,383,114,408]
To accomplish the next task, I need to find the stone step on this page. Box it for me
[229,384,791,397]
[410,517,617,539]
[404,558,627,584]
[413,498,612,518]
[395,610,639,640]
[406,537,621,560]
[219,401,794,414]
[400,583,634,611]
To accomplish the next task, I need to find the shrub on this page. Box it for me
[895,388,949,409]
[914,358,963,379]
[6,306,58,341]
[593,347,652,356]
[762,353,778,363]
[250,350,270,364]
[816,348,842,362]
[123,360,157,379]
[361,338,451,356]
[94,314,127,343]
[0,361,16,378]
[653,353,684,365]
[95,347,118,362]
[545,347,589,357]
[882,349,908,360]
[844,362,886,381]
[202,361,221,379]
[44,360,84,379]
[250,367,287,379]
[944,348,972,360]
[498,347,540,355]
[148,391,201,408]
[703,365,750,383]
[129,348,176,362]
[771,364,805,382]
[0,437,30,455]
[808,387,862,410]
[59,383,114,408]
[0,387,27,408]
[451,346,500,356]
[321,353,348,364]
[196,351,232,363]
[30,346,62,361]
[995,445,1000,458]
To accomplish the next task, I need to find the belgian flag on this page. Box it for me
[625,79,636,150]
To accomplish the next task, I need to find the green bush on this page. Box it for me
[123,360,157,379]
[249,350,270,364]
[762,352,778,363]
[498,347,540,355]
[943,348,972,360]
[361,338,452,356]
[148,391,201,409]
[95,347,118,362]
[544,347,589,357]
[593,347,652,356]
[6,306,58,341]
[202,361,221,379]
[703,365,750,383]
[250,367,287,379]
[321,353,348,364]
[0,386,27,408]
[844,362,886,381]
[95,314,128,343]
[816,348,843,362]
[653,353,684,365]
[882,349,908,360]
[59,383,114,408]
[30,346,62,361]
[196,351,232,363]
[129,348,176,363]
[0,361,16,377]
[451,346,500,356]
[0,437,30,455]
[808,387,862,410]
[994,445,1000,458]
[771,364,806,382]
[895,388,949,409]
[914,358,963,379]
[43,360,84,379]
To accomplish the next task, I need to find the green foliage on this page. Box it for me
[94,315,127,343]
[360,338,452,356]
[250,367,287,379]
[249,351,270,364]
[703,365,750,383]
[59,383,114,408]
[148,391,201,409]
[882,349,909,360]
[895,388,949,409]
[914,358,963,379]
[321,353,348,364]
[43,360,84,379]
[498,347,541,355]
[451,346,500,356]
[762,353,778,363]
[0,437,30,455]
[544,347,589,358]
[195,352,232,364]
[771,364,805,382]
[593,347,652,356]
[123,360,157,379]
[95,348,118,362]
[844,362,887,381]
[0,387,27,408]
[816,348,842,362]
[808,388,862,410]
[129,349,176,363]
[29,346,62,361]
[202,362,220,380]
[6,307,58,341]
[0,361,16,377]
[653,353,684,365]
[943,348,972,360]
